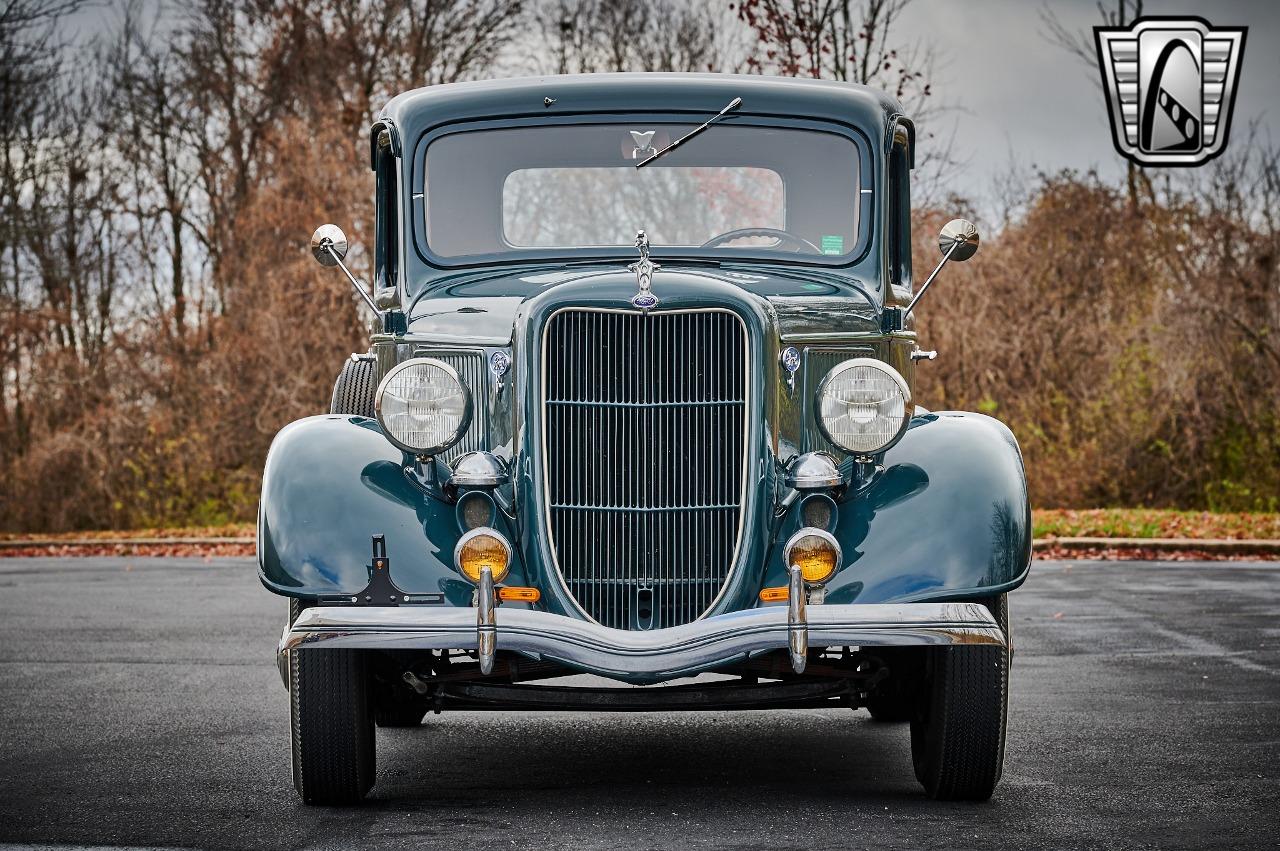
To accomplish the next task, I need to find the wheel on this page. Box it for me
[290,648,375,805]
[330,355,377,417]
[908,595,1010,801]
[987,592,1012,664]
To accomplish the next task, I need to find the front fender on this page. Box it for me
[256,415,524,604]
[765,411,1032,603]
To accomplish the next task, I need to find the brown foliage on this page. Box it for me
[914,157,1280,510]
[0,0,520,532]
[0,1,1276,534]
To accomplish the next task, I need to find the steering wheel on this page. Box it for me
[701,227,821,254]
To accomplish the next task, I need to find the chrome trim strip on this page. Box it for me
[538,306,753,628]
[280,602,1004,681]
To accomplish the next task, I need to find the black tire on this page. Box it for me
[330,355,377,417]
[908,595,1010,801]
[987,592,1012,664]
[290,648,375,805]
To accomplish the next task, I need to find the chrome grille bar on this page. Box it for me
[541,308,749,631]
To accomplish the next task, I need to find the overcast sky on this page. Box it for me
[892,0,1279,203]
[60,0,1278,208]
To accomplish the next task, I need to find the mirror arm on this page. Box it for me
[904,239,960,318]
[322,243,381,316]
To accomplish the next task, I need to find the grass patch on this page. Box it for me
[1033,509,1280,540]
[0,523,255,542]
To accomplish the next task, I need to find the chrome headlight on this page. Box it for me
[815,358,911,455]
[375,357,473,456]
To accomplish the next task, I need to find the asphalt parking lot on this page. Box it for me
[0,557,1277,850]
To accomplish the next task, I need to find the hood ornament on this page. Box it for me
[628,230,660,310]
[629,130,657,160]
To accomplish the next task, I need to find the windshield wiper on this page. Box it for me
[635,97,742,169]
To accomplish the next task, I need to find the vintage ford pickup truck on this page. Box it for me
[262,73,1031,804]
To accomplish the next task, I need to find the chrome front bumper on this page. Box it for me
[278,595,1005,684]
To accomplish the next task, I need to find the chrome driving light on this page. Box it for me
[815,358,911,456]
[785,451,844,490]
[375,357,473,456]
[449,451,509,487]
[454,527,512,584]
[783,528,842,585]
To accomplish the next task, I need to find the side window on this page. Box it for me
[374,131,399,294]
[887,129,912,292]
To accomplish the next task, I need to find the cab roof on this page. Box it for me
[378,73,906,155]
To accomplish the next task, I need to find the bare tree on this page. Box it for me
[735,0,933,104]
[103,6,205,345]
[1040,0,1148,211]
[532,0,726,74]
[733,0,955,195]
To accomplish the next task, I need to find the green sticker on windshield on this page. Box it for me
[820,235,844,255]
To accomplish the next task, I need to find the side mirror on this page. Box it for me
[309,223,378,315]
[938,218,979,261]
[311,224,348,267]
[905,217,980,319]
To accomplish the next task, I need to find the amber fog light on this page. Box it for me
[783,528,842,584]
[455,528,511,584]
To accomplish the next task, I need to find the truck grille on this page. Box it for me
[541,308,749,630]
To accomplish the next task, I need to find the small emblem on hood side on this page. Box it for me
[629,230,660,311]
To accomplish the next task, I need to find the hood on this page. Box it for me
[404,264,881,343]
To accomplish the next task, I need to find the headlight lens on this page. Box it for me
[454,528,512,584]
[784,528,841,584]
[375,358,473,455]
[816,358,911,455]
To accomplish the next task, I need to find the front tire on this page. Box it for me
[290,648,375,805]
[908,596,1010,801]
[330,355,377,417]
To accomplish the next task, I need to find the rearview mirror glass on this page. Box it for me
[938,218,979,261]
[311,224,348,267]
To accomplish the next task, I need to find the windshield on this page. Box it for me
[423,122,861,261]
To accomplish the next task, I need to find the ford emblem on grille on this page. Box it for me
[628,229,660,310]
